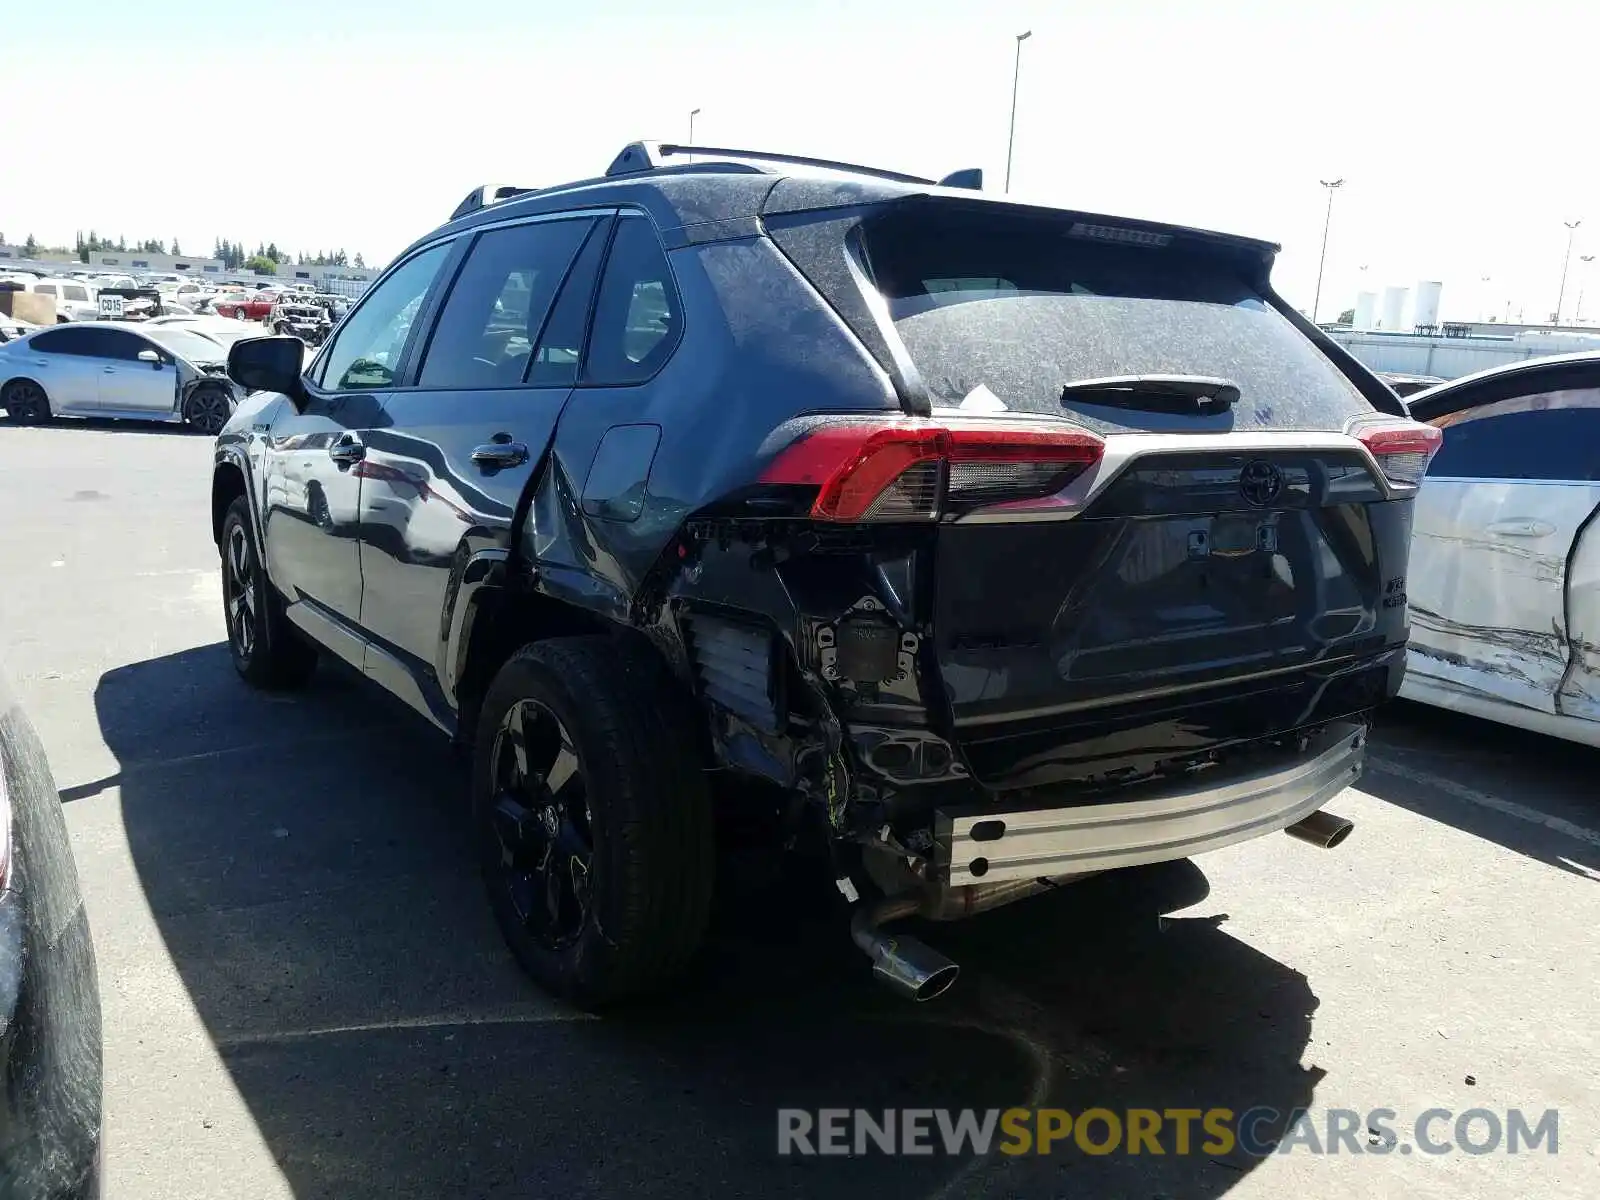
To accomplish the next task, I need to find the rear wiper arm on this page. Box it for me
[1061,374,1240,416]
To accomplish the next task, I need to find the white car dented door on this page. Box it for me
[1406,382,1600,719]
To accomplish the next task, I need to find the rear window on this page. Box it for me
[862,207,1373,433]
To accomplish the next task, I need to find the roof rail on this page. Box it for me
[605,141,941,186]
[450,183,536,222]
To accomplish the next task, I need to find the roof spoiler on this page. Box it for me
[450,183,535,222]
[604,141,983,190]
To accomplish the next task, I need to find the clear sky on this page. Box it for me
[6,0,1599,322]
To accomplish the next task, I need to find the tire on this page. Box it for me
[2,379,51,424]
[220,496,316,689]
[183,385,232,436]
[473,636,714,1007]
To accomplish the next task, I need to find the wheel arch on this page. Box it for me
[211,458,249,547]
[1,375,46,397]
[451,576,697,753]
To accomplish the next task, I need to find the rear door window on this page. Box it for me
[30,328,88,355]
[416,216,595,390]
[862,206,1373,433]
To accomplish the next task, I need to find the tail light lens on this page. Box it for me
[760,419,1105,521]
[1348,416,1443,489]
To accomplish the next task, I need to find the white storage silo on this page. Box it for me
[1413,280,1443,329]
[1381,286,1410,330]
[1353,291,1378,328]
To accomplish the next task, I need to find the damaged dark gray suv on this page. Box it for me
[212,141,1441,1005]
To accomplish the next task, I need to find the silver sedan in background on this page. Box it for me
[0,321,240,435]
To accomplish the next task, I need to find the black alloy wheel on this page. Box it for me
[223,520,259,662]
[2,379,51,423]
[472,638,713,1006]
[219,496,316,688]
[184,386,232,436]
[488,700,595,950]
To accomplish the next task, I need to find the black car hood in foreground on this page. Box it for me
[0,674,102,1198]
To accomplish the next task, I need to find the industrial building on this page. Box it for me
[1326,277,1600,379]
[0,243,378,289]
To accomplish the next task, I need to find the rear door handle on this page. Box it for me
[471,441,529,469]
[328,433,365,464]
[1485,518,1555,538]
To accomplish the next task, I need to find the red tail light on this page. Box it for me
[1348,416,1443,489]
[760,420,1105,521]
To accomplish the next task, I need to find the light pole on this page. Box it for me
[686,108,702,164]
[1555,218,1582,324]
[1579,254,1596,321]
[1004,31,1032,193]
[1311,178,1344,323]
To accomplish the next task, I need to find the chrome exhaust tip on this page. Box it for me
[1285,809,1354,849]
[850,898,960,1002]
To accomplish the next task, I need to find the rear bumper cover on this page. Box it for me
[933,720,1364,885]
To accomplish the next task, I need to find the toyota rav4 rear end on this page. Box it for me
[678,182,1437,999]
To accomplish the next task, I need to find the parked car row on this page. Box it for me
[0,267,358,329]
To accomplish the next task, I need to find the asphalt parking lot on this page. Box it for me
[0,419,1596,1199]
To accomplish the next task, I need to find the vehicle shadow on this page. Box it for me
[87,643,1322,1199]
[1366,700,1600,878]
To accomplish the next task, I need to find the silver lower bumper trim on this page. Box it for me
[935,721,1365,885]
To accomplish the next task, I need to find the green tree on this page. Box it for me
[353,253,365,269]
[244,255,277,276]
[1336,308,1355,325]
[171,238,181,256]
[23,234,38,256]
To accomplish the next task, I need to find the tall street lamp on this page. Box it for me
[1311,178,1344,324]
[688,108,701,143]
[1556,219,1583,324]
[1004,31,1032,193]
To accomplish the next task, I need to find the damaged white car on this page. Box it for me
[1403,352,1600,745]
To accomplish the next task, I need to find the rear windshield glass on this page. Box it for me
[863,208,1373,433]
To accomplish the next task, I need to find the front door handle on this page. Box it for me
[1485,518,1555,538]
[471,441,529,469]
[328,433,365,464]
[103,366,117,374]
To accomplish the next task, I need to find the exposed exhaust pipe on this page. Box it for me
[850,896,960,1002]
[1285,809,1354,849]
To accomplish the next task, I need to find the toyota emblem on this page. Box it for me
[1238,460,1285,507]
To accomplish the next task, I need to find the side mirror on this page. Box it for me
[137,348,162,367]
[228,335,306,404]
